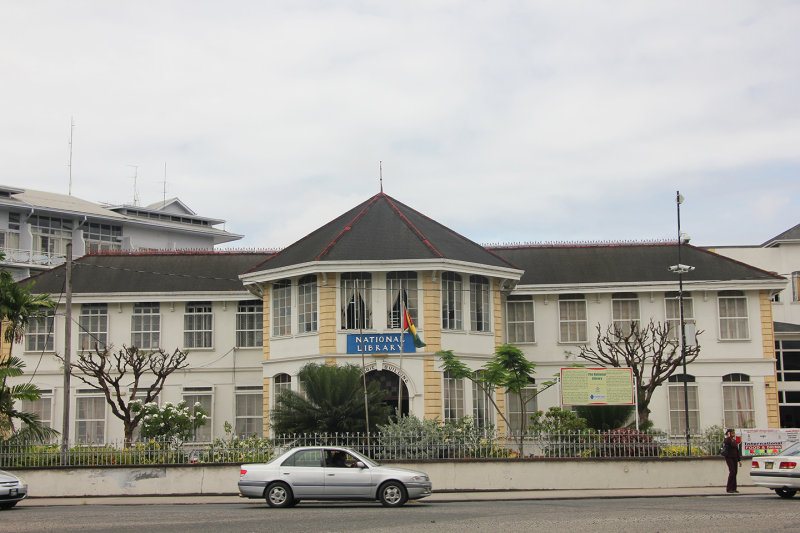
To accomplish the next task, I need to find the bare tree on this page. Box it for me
[576,319,701,426]
[57,345,188,443]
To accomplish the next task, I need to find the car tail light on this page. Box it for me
[240,469,247,476]
[752,461,759,468]
[779,462,797,470]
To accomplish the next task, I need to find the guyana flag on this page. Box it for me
[403,309,426,348]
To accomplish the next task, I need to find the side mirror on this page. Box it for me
[354,461,366,469]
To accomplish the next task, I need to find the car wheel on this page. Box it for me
[265,482,294,508]
[775,488,797,499]
[378,481,408,507]
[0,502,17,510]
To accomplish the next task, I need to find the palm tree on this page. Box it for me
[271,363,390,435]
[0,356,59,441]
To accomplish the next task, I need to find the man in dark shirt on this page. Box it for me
[724,428,742,493]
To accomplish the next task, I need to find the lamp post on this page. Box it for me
[669,191,695,456]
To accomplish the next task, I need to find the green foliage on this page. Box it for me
[528,407,588,434]
[130,400,208,445]
[574,405,635,431]
[271,363,390,434]
[205,421,275,463]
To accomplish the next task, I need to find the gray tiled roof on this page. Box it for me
[24,252,274,295]
[491,243,784,286]
[762,223,800,247]
[245,193,517,274]
[775,322,800,334]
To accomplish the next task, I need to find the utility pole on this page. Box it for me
[61,243,72,463]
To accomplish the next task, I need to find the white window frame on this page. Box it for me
[131,302,160,349]
[30,215,72,257]
[20,390,53,436]
[667,375,699,436]
[236,300,263,348]
[506,295,534,344]
[722,374,755,428]
[718,291,750,340]
[506,383,537,436]
[75,392,106,444]
[84,222,122,253]
[558,295,587,343]
[297,275,318,334]
[78,303,108,351]
[272,280,292,336]
[387,272,419,329]
[441,272,463,330]
[235,387,263,438]
[183,388,213,442]
[665,292,695,342]
[611,293,640,336]
[792,272,800,302]
[184,301,213,348]
[443,370,464,422]
[340,273,372,330]
[273,373,292,400]
[472,371,493,429]
[470,275,491,332]
[25,308,55,352]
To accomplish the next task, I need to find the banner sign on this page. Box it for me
[738,428,800,457]
[346,333,418,354]
[560,367,634,406]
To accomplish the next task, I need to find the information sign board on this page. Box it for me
[560,367,634,406]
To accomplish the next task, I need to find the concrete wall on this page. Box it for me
[8,458,749,498]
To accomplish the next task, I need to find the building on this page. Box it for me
[0,185,242,280]
[9,192,788,443]
[711,223,800,427]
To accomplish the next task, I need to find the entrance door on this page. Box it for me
[365,370,410,417]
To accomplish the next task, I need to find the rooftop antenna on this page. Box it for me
[379,161,383,193]
[68,117,75,196]
[127,165,140,206]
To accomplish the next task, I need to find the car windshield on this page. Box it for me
[781,442,800,457]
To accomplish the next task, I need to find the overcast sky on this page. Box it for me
[2,1,798,249]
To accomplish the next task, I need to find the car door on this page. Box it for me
[279,449,325,498]
[323,449,373,498]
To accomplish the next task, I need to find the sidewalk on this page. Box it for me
[22,486,767,507]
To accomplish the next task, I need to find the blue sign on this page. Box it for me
[346,333,418,354]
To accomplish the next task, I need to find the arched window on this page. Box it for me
[274,373,292,399]
[722,373,754,428]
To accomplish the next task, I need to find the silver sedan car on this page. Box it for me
[750,442,800,498]
[239,446,432,507]
[0,470,27,510]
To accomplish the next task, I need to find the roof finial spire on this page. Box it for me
[379,161,383,193]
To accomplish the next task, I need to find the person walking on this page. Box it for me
[724,428,741,493]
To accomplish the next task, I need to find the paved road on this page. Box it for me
[3,494,798,533]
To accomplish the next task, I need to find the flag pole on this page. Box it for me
[398,288,405,416]
[358,279,370,446]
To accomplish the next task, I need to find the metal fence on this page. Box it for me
[0,430,724,468]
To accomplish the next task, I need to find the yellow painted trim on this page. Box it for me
[262,377,271,435]
[319,275,337,355]
[424,354,442,420]
[493,279,504,347]
[495,389,506,434]
[421,271,442,352]
[262,286,271,361]
[760,291,780,428]
[325,357,337,366]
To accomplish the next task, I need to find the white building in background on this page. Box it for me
[0,185,242,280]
[711,223,800,428]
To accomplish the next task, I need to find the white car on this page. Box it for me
[239,446,432,507]
[0,470,27,510]
[750,442,800,498]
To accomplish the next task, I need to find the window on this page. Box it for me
[282,449,322,467]
[387,272,418,328]
[341,273,372,330]
[559,294,587,343]
[298,275,318,333]
[272,280,291,336]
[776,340,800,382]
[20,390,53,435]
[792,272,800,302]
[183,389,213,442]
[472,371,492,429]
[667,374,699,435]
[665,292,695,342]
[2,212,20,251]
[79,303,108,351]
[506,295,534,343]
[30,215,72,257]
[184,302,212,348]
[722,373,755,428]
[235,387,263,438]
[718,291,749,340]
[236,300,263,347]
[612,293,640,336]
[506,380,537,436]
[84,223,122,253]
[25,308,54,352]
[441,272,463,330]
[76,393,105,444]
[470,275,490,332]
[131,303,160,349]
[274,373,292,399]
[443,370,464,422]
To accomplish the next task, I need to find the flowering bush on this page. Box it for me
[130,400,208,445]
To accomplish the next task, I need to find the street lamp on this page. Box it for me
[669,191,695,456]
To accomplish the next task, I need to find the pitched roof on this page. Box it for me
[762,222,800,247]
[24,251,274,294]
[490,243,784,286]
[246,192,517,273]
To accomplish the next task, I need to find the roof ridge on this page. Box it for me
[382,194,443,258]
[487,240,674,250]
[314,194,382,261]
